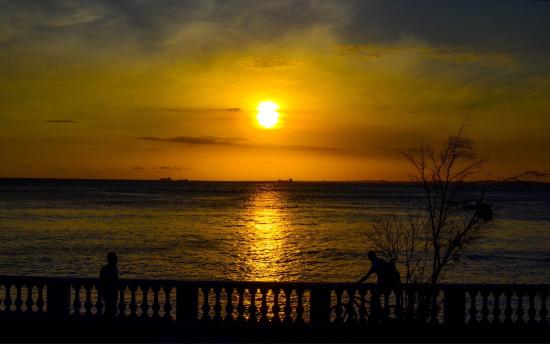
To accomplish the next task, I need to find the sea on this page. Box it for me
[1,179,549,284]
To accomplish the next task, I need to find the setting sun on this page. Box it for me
[256,101,280,129]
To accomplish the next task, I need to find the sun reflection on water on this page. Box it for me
[239,185,292,281]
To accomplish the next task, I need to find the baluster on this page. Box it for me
[151,285,161,319]
[430,290,440,325]
[128,284,138,319]
[358,288,367,324]
[14,282,23,314]
[383,290,391,322]
[236,287,245,324]
[516,290,525,325]
[334,288,343,324]
[392,290,401,321]
[283,288,293,325]
[25,283,34,314]
[480,290,490,325]
[345,288,355,324]
[201,287,210,322]
[72,283,82,317]
[504,290,513,325]
[248,288,257,324]
[271,288,281,325]
[493,290,502,325]
[117,283,126,319]
[405,289,416,321]
[0,283,3,312]
[224,287,234,324]
[416,288,426,323]
[163,285,172,321]
[36,283,45,315]
[95,286,104,317]
[468,290,478,325]
[83,283,93,317]
[213,287,222,323]
[527,290,537,325]
[140,285,149,319]
[259,288,269,325]
[540,291,548,326]
[369,286,384,325]
[296,288,305,325]
[4,282,12,314]
[395,288,404,322]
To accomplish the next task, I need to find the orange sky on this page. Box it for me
[1,1,549,181]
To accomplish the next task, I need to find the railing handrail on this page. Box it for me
[1,275,549,290]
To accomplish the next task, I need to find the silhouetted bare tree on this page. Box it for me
[368,215,430,284]
[369,127,544,286]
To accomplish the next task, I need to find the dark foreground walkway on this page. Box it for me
[1,276,549,342]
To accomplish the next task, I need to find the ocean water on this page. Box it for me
[0,179,549,284]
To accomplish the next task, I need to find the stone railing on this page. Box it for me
[1,276,549,328]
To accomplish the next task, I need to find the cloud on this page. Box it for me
[141,135,247,146]
[140,135,339,152]
[45,4,106,27]
[268,143,341,153]
[155,166,183,171]
[148,106,241,113]
[338,0,550,57]
[339,44,516,67]
[45,120,76,123]
[0,0,354,57]
[236,57,299,69]
[133,165,190,171]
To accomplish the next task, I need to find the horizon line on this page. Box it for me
[1,176,548,184]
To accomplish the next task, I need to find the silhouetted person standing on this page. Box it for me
[99,252,118,318]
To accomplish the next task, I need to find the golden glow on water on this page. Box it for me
[240,186,290,281]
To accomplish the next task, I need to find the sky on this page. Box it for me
[1,0,549,181]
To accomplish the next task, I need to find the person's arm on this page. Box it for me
[356,267,373,284]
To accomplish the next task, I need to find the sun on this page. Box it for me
[256,101,279,129]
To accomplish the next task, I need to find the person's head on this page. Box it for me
[367,251,378,262]
[107,252,118,265]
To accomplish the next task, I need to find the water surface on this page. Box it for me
[1,179,549,283]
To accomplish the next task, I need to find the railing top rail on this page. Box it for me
[1,275,549,290]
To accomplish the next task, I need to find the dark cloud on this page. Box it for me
[156,166,183,171]
[338,0,550,56]
[237,57,295,68]
[45,120,76,123]
[269,143,340,153]
[141,135,247,146]
[140,135,339,152]
[150,107,241,113]
[0,1,352,55]
[5,1,550,63]
[132,166,145,170]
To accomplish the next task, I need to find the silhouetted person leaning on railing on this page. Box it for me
[356,251,401,289]
[356,251,401,322]
[99,252,119,318]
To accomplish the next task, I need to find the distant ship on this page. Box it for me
[160,177,189,182]
[277,178,293,182]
